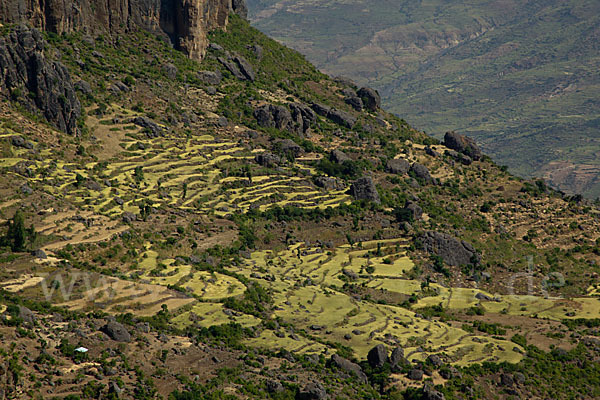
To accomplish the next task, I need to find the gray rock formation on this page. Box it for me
[255,152,281,168]
[101,321,131,342]
[367,344,388,368]
[0,26,81,134]
[444,131,482,161]
[266,379,284,393]
[408,368,424,380]
[386,158,410,174]
[219,55,255,81]
[343,89,363,111]
[255,103,314,136]
[390,346,406,368]
[350,176,380,204]
[419,231,481,266]
[289,102,317,135]
[311,102,331,117]
[0,0,234,61]
[330,149,351,164]
[426,354,443,367]
[198,70,222,85]
[273,139,304,158]
[297,382,327,400]
[315,176,344,190]
[327,108,356,128]
[133,116,162,137]
[357,87,381,111]
[445,149,472,165]
[423,383,446,400]
[330,354,368,383]
[18,306,36,324]
[410,163,433,184]
[403,201,423,221]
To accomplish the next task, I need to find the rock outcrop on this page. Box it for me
[0,0,238,61]
[386,158,410,175]
[367,344,388,368]
[0,25,81,134]
[443,131,482,161]
[357,87,381,111]
[311,103,356,128]
[330,354,368,383]
[419,231,480,266]
[330,149,351,164]
[410,163,434,184]
[390,346,406,368]
[255,103,314,136]
[350,176,380,204]
[101,321,132,342]
[297,382,327,400]
[255,152,281,168]
[219,54,255,81]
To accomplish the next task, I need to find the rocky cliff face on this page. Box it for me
[0,0,244,60]
[0,25,81,134]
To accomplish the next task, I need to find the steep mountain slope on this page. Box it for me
[1,6,600,400]
[247,0,600,197]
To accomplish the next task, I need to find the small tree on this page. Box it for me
[7,210,26,252]
[134,166,144,183]
[75,173,85,187]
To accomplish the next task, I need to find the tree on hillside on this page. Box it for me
[6,210,26,252]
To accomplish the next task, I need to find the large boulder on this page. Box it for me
[367,344,388,368]
[162,63,178,80]
[255,152,281,168]
[410,163,434,184]
[419,231,480,266]
[445,149,472,166]
[197,70,222,85]
[426,354,443,367]
[273,139,304,159]
[311,102,331,117]
[218,55,255,81]
[265,380,284,393]
[402,201,423,221]
[297,382,327,400]
[350,176,380,204]
[101,321,131,342]
[408,369,424,381]
[344,94,363,111]
[330,149,351,164]
[289,102,317,135]
[330,354,368,383]
[0,26,81,134]
[443,131,482,161]
[233,55,255,81]
[386,158,410,175]
[357,87,381,111]
[315,176,344,190]
[423,383,446,400]
[342,89,363,111]
[133,116,162,137]
[255,103,315,136]
[254,104,292,130]
[327,108,356,128]
[18,306,36,324]
[390,347,406,368]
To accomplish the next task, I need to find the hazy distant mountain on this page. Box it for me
[248,0,600,197]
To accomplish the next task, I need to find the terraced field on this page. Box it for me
[4,111,351,220]
[226,240,522,364]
